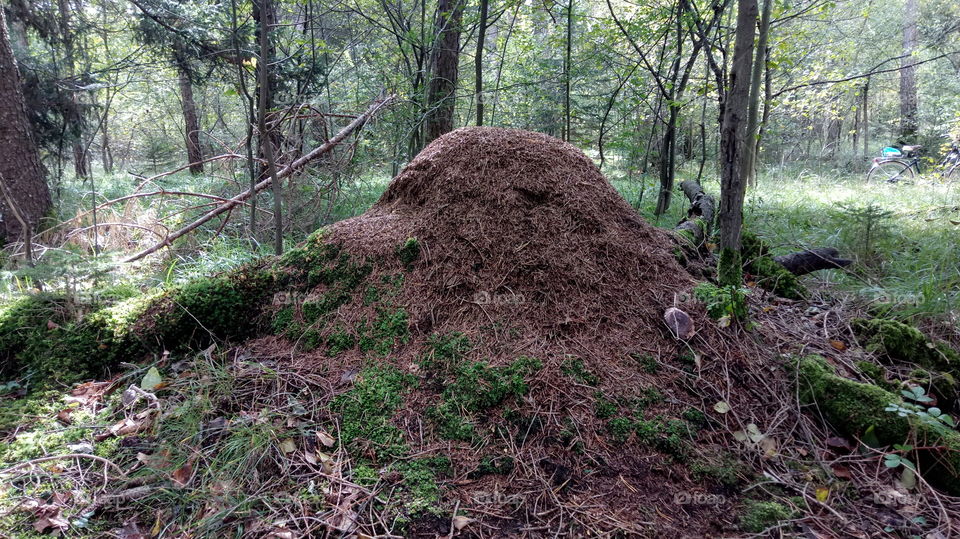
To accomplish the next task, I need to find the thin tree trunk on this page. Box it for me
[899,0,919,142]
[717,0,758,286]
[862,79,870,157]
[743,0,772,187]
[563,0,573,141]
[256,0,282,255]
[176,58,204,174]
[0,7,51,245]
[475,0,489,126]
[425,0,463,144]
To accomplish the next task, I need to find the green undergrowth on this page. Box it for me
[741,231,806,299]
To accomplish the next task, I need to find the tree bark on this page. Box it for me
[475,0,489,126]
[0,7,51,245]
[862,79,870,157]
[717,0,758,286]
[743,0,772,187]
[899,0,919,142]
[176,57,204,175]
[256,0,282,255]
[425,0,463,144]
[675,179,716,247]
[563,0,573,141]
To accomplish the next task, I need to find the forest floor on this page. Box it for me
[1,144,960,537]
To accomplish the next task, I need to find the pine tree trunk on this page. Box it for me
[425,0,463,144]
[0,8,52,244]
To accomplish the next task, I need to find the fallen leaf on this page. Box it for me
[56,409,73,425]
[829,340,847,351]
[746,423,764,443]
[279,439,297,454]
[46,320,60,330]
[172,462,193,487]
[713,401,731,414]
[759,436,778,457]
[453,515,473,530]
[318,452,335,474]
[304,451,318,465]
[815,487,830,503]
[140,367,162,391]
[316,430,336,447]
[717,315,732,328]
[831,465,852,479]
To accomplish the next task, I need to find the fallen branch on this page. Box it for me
[675,179,715,247]
[773,248,852,276]
[123,94,397,263]
[0,453,126,479]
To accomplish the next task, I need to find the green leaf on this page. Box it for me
[140,367,162,390]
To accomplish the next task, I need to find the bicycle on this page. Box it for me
[867,145,922,183]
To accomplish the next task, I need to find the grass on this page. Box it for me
[611,162,960,327]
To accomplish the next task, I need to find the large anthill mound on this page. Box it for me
[250,127,761,535]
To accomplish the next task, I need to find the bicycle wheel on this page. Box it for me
[944,161,960,180]
[868,160,915,183]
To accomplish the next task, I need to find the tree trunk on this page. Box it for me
[0,7,51,244]
[862,79,870,157]
[425,0,463,144]
[563,0,573,141]
[899,0,919,142]
[475,0,489,126]
[743,0,772,188]
[176,58,204,174]
[255,0,282,255]
[717,0,758,286]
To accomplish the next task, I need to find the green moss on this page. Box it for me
[717,247,742,288]
[391,457,450,514]
[333,365,416,461]
[741,231,806,299]
[430,357,542,441]
[357,308,410,356]
[796,355,960,494]
[631,353,659,374]
[681,408,708,428]
[422,332,472,371]
[694,282,748,321]
[326,327,356,356]
[634,387,663,412]
[472,455,515,477]
[740,500,794,533]
[855,360,896,390]
[396,237,420,269]
[852,318,960,374]
[561,357,600,386]
[690,453,744,487]
[607,417,634,444]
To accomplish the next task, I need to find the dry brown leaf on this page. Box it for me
[829,339,847,351]
[316,430,336,447]
[172,462,193,487]
[453,515,473,530]
[831,465,853,479]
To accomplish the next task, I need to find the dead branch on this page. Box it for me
[675,179,715,247]
[123,94,397,263]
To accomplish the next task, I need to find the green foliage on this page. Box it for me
[690,453,744,487]
[357,308,410,356]
[717,247,742,288]
[740,231,806,299]
[693,282,748,322]
[631,353,659,374]
[740,500,794,533]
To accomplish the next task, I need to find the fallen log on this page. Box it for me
[773,248,852,276]
[123,94,397,263]
[675,179,715,247]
